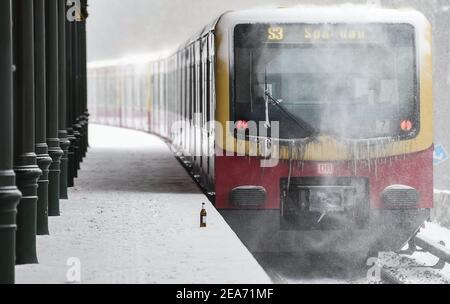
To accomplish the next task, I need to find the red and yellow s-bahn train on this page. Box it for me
[89,7,434,257]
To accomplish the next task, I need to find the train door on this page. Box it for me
[159,60,165,136]
[98,69,105,124]
[151,63,156,133]
[155,61,161,135]
[165,58,170,138]
[176,52,182,149]
[106,68,112,125]
[133,65,140,130]
[181,49,187,155]
[208,32,216,190]
[136,66,142,131]
[168,58,172,138]
[166,58,171,138]
[201,35,208,187]
[194,39,202,177]
[189,45,195,162]
[105,68,110,125]
[184,48,191,161]
[162,60,167,137]
[170,56,175,143]
[171,56,176,139]
[139,65,147,131]
[177,52,183,145]
[126,66,132,129]
[192,42,198,174]
[117,67,122,127]
[146,64,153,133]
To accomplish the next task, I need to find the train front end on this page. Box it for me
[214,8,433,255]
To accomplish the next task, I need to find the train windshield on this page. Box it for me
[233,23,419,140]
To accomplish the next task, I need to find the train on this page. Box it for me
[88,6,434,260]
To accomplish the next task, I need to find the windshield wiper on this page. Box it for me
[263,66,316,137]
[264,89,317,137]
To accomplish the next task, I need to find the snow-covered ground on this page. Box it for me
[367,222,450,284]
[410,222,450,280]
[15,124,271,284]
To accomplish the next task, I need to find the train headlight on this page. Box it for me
[382,185,420,208]
[230,186,267,207]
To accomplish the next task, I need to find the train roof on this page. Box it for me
[215,5,429,30]
[177,14,223,50]
[179,5,429,50]
[226,6,425,20]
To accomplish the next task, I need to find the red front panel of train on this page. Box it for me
[215,147,433,210]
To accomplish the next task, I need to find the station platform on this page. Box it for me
[16,124,271,284]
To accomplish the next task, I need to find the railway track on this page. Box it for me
[379,256,449,284]
[378,235,450,284]
[255,234,450,284]
[254,252,367,284]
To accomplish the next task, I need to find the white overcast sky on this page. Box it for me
[86,0,378,62]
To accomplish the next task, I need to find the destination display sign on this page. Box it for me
[234,23,415,47]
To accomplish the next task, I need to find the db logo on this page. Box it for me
[318,163,334,175]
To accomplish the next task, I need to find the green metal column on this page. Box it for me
[34,0,52,236]
[72,19,81,177]
[66,11,76,187]
[58,0,70,200]
[80,1,89,159]
[0,0,22,283]
[65,0,89,187]
[45,0,63,217]
[13,0,42,265]
[72,17,81,177]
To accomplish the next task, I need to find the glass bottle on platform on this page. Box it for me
[200,203,207,228]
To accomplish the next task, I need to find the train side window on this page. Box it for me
[176,55,179,119]
[187,49,191,123]
[156,62,159,133]
[188,46,191,122]
[193,43,196,123]
[182,50,185,122]
[187,47,190,123]
[197,41,202,124]
[179,51,182,121]
[205,36,211,124]
[193,43,198,124]
[166,59,170,135]
[202,37,208,127]
[197,40,203,126]
[209,32,216,184]
[190,45,195,154]
[173,56,177,123]
[184,49,188,122]
[190,45,194,123]
[159,61,163,134]
[209,32,215,123]
[183,48,188,151]
[173,55,177,121]
[179,54,182,125]
[177,51,183,120]
[164,60,167,134]
[176,53,180,121]
[152,63,157,132]
[171,57,174,121]
[168,58,171,127]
